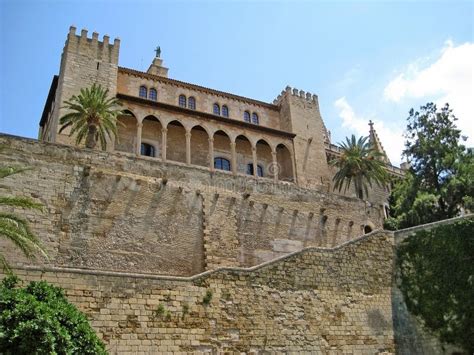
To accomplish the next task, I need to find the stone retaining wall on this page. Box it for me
[4,231,395,354]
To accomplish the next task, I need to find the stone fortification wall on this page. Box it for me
[0,134,383,275]
[4,231,395,354]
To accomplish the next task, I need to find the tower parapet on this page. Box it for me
[66,26,120,64]
[275,85,331,188]
[45,26,120,147]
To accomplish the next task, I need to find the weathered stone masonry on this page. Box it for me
[5,231,396,354]
[0,134,386,275]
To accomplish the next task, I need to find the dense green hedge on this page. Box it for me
[397,218,474,353]
[0,276,107,355]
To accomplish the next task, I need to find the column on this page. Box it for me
[208,137,214,171]
[136,122,143,156]
[161,128,167,161]
[185,131,192,165]
[291,153,297,183]
[230,141,237,175]
[271,150,278,182]
[252,146,258,178]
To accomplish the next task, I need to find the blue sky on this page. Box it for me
[1,0,472,165]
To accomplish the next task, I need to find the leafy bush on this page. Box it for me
[202,289,213,306]
[0,275,107,354]
[397,219,474,352]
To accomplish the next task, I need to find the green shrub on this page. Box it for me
[202,289,213,306]
[182,303,189,319]
[154,303,165,318]
[0,275,107,354]
[383,217,399,231]
[397,219,474,353]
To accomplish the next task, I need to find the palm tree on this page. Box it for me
[0,166,47,272]
[59,83,124,150]
[330,135,388,199]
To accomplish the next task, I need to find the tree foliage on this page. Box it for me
[59,84,124,150]
[385,103,473,229]
[0,166,47,272]
[0,275,107,354]
[397,218,474,352]
[330,134,389,199]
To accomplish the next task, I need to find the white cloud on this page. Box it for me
[384,40,474,146]
[334,97,405,165]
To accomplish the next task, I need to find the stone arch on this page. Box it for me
[213,130,232,171]
[210,127,233,142]
[115,109,138,153]
[190,123,212,138]
[140,115,162,158]
[190,125,209,167]
[364,221,375,234]
[255,139,273,178]
[235,134,253,175]
[166,120,187,163]
[276,143,294,182]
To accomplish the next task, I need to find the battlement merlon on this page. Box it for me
[65,26,120,64]
[273,85,318,105]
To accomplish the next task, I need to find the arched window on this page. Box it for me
[179,95,187,108]
[188,96,196,110]
[214,157,231,171]
[213,103,220,115]
[364,225,372,234]
[149,88,157,101]
[252,112,259,124]
[139,86,147,98]
[222,105,229,117]
[244,111,251,123]
[246,163,263,177]
[140,143,155,157]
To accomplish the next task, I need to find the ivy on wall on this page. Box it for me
[397,219,474,353]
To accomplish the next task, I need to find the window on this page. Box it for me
[188,96,196,110]
[213,103,220,115]
[252,112,259,125]
[246,163,263,177]
[141,143,155,157]
[214,157,231,171]
[222,105,229,117]
[364,225,373,234]
[244,111,251,123]
[139,86,147,98]
[149,88,157,101]
[179,95,187,107]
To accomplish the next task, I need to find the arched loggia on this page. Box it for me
[166,120,187,163]
[190,125,209,167]
[276,143,294,182]
[212,130,232,171]
[255,139,273,178]
[115,109,137,153]
[140,115,162,158]
[235,134,253,175]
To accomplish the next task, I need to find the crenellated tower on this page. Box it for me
[274,86,331,188]
[45,26,120,147]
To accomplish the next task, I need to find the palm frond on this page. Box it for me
[0,196,43,210]
[331,134,389,198]
[59,84,124,149]
[0,167,30,179]
[0,254,12,274]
